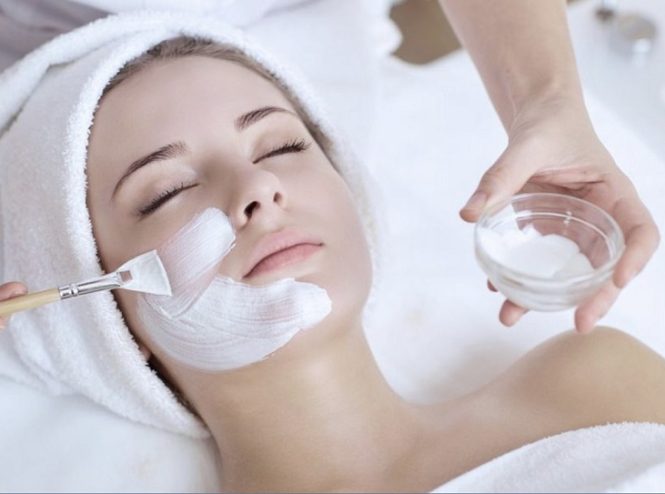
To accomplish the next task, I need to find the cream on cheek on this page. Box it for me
[136,208,331,372]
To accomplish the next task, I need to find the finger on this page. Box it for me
[137,343,152,361]
[499,299,528,327]
[609,194,660,287]
[574,281,620,334]
[487,279,497,292]
[0,283,29,329]
[0,282,28,300]
[460,190,489,223]
[460,146,540,222]
[614,213,660,289]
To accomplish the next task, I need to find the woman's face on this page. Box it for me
[86,55,372,386]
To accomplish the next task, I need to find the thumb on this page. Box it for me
[0,282,28,300]
[460,147,538,222]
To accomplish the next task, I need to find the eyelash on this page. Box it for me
[252,138,310,164]
[137,181,198,217]
[136,138,311,218]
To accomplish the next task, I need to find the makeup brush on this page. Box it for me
[0,250,171,318]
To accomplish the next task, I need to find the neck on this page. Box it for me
[193,317,444,492]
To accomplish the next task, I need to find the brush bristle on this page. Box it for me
[116,250,172,296]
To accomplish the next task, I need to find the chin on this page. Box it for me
[251,265,370,367]
[303,267,369,323]
[261,301,364,366]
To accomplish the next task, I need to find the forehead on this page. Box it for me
[95,55,294,132]
[87,55,296,180]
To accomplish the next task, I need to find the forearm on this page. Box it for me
[439,0,587,131]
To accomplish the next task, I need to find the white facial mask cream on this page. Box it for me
[478,224,594,279]
[137,208,331,372]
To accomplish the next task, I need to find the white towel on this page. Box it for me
[430,422,665,492]
[0,10,383,438]
[1,12,664,490]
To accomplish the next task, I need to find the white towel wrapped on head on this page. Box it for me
[0,10,383,438]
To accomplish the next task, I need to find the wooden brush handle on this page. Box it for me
[0,288,61,318]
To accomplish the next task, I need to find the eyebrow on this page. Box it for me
[235,105,296,131]
[112,141,188,198]
[112,106,297,198]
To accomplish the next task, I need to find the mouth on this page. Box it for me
[243,229,324,280]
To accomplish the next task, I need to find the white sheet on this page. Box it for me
[431,423,665,492]
[1,3,664,492]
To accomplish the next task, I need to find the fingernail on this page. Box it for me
[463,191,488,211]
[501,316,515,327]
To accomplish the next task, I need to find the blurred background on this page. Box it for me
[391,0,460,64]
[390,0,665,162]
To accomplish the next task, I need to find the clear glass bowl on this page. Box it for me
[475,193,625,311]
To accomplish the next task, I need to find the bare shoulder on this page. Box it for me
[485,327,665,436]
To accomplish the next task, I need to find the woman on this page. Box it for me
[0,0,658,331]
[2,35,665,492]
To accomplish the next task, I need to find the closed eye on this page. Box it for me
[253,138,310,164]
[135,138,309,219]
[137,181,198,218]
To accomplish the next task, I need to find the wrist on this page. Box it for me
[507,85,592,136]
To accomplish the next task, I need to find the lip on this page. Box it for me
[243,229,324,279]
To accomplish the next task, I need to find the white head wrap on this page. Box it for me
[0,11,382,437]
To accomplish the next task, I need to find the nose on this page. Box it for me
[228,168,287,230]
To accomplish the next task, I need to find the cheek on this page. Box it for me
[329,195,373,315]
[294,168,373,318]
[87,201,165,353]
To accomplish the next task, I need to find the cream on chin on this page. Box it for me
[137,208,332,372]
